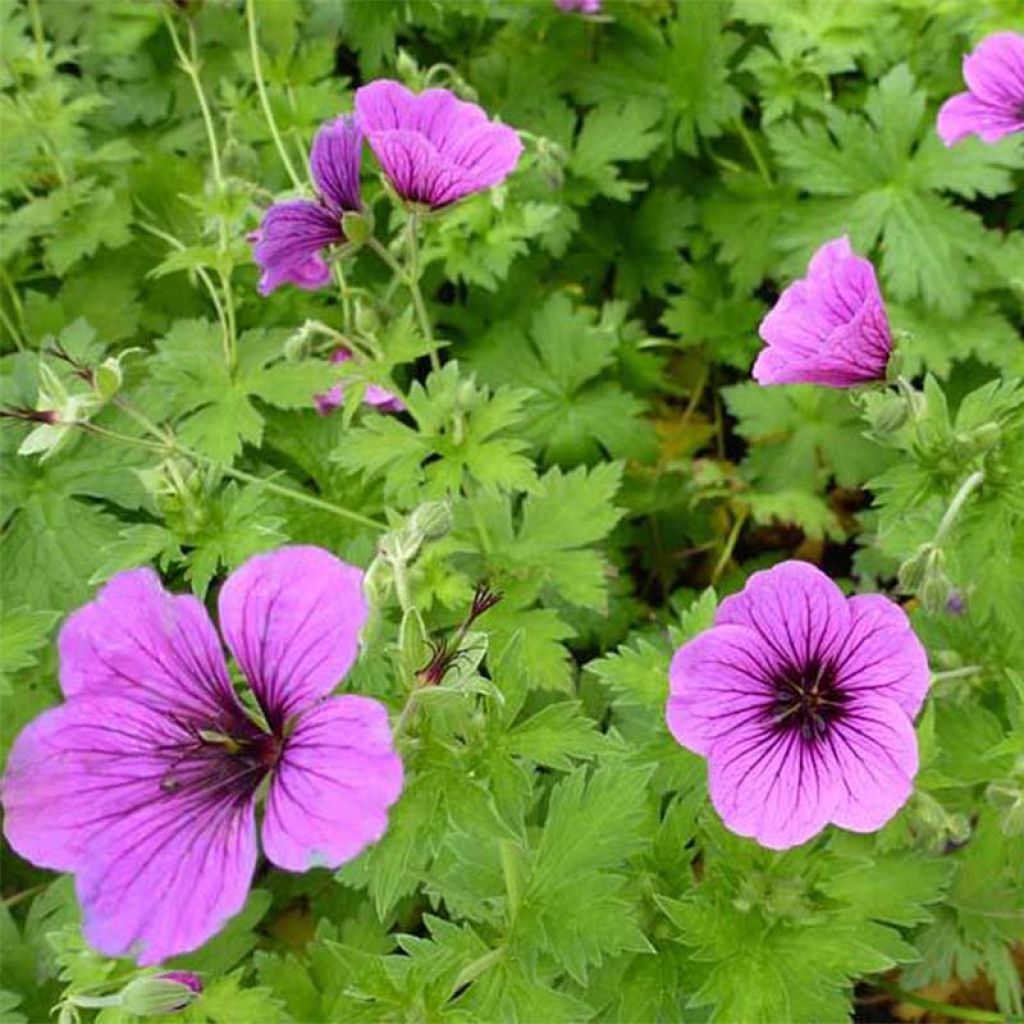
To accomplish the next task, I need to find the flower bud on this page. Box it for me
[395,49,421,86]
[408,500,453,544]
[118,972,202,1016]
[897,544,936,594]
[353,300,380,336]
[341,209,374,248]
[951,422,1000,462]
[919,565,954,615]
[93,357,123,402]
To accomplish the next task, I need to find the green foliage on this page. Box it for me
[2,2,1022,1023]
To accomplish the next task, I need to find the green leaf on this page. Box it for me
[0,608,58,695]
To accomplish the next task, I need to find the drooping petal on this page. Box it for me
[1,696,259,963]
[833,595,930,718]
[310,116,363,213]
[445,121,524,192]
[249,199,340,295]
[755,237,892,388]
[364,129,476,207]
[716,561,851,671]
[57,569,241,726]
[706,716,839,850]
[356,79,522,208]
[819,695,918,833]
[218,546,368,730]
[667,624,779,756]
[262,695,404,871]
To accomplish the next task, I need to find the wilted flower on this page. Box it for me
[1,547,403,964]
[354,80,523,208]
[314,348,405,415]
[555,0,601,11]
[250,116,363,295]
[754,237,892,388]
[666,561,929,850]
[937,32,1024,146]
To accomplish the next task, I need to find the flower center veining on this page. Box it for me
[769,656,847,742]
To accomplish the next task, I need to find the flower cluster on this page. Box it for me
[251,80,522,297]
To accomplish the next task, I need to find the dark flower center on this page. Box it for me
[159,716,280,806]
[769,656,847,742]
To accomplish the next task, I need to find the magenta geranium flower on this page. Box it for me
[314,348,405,415]
[937,32,1024,146]
[250,116,363,295]
[555,0,601,11]
[667,561,929,850]
[354,80,523,209]
[754,236,892,388]
[1,547,403,965]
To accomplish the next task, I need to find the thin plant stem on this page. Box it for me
[218,463,383,530]
[405,212,441,372]
[0,302,25,351]
[872,979,1020,1023]
[164,10,237,369]
[934,470,985,546]
[449,946,506,999]
[932,666,983,682]
[711,508,748,584]
[245,0,303,191]
[80,419,384,530]
[333,264,353,334]
[137,220,230,343]
[734,117,773,185]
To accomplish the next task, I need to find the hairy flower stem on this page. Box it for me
[367,231,441,373]
[81,418,384,531]
[934,469,985,547]
[137,218,231,343]
[245,0,303,191]
[405,212,441,372]
[163,9,237,371]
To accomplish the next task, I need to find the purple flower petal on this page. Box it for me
[937,32,1024,146]
[1,696,258,964]
[834,595,930,718]
[262,696,404,871]
[314,348,406,415]
[57,569,242,727]
[667,560,930,849]
[716,561,852,667]
[707,713,839,850]
[754,236,892,388]
[667,624,781,757]
[249,199,340,296]
[310,115,363,214]
[355,80,522,208]
[555,0,602,12]
[820,695,917,833]
[217,547,368,729]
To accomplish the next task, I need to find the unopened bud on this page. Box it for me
[395,49,421,86]
[94,357,123,401]
[119,973,202,1016]
[951,422,1000,462]
[920,566,954,615]
[897,544,936,593]
[408,500,453,544]
[341,208,373,248]
[353,300,380,336]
